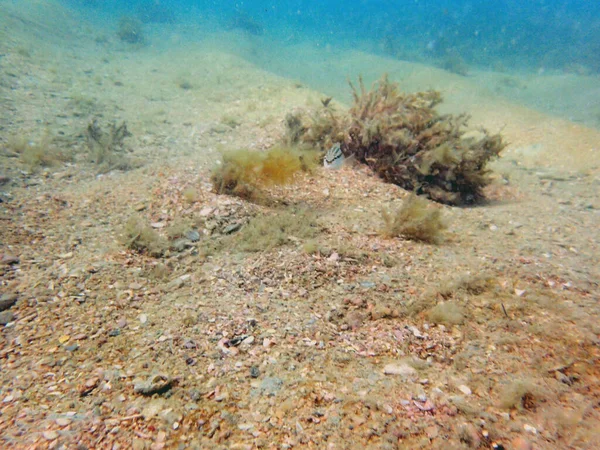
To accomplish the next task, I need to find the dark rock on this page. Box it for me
[1,255,19,265]
[0,293,18,311]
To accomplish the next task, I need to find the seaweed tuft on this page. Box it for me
[122,216,168,257]
[234,208,319,252]
[210,146,313,201]
[86,120,139,173]
[381,193,447,243]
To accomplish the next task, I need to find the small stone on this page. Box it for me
[167,277,185,291]
[0,311,15,325]
[117,319,128,328]
[185,230,201,242]
[42,430,59,440]
[134,374,172,396]
[59,335,71,344]
[328,252,339,262]
[523,424,537,435]
[199,207,213,216]
[86,377,99,388]
[0,293,18,311]
[383,364,417,379]
[139,314,148,324]
[458,385,472,395]
[129,282,143,290]
[408,326,424,338]
[222,223,241,234]
[55,418,71,426]
[74,333,87,340]
[242,336,255,345]
[263,338,275,348]
[250,366,260,379]
[1,255,19,265]
[108,329,121,337]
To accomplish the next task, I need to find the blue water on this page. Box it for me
[69,0,600,73]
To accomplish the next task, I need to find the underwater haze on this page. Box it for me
[69,0,600,72]
[61,0,600,126]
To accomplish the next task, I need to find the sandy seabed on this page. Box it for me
[0,2,599,449]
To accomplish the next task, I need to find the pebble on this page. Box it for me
[55,418,71,426]
[408,326,424,338]
[1,255,19,265]
[223,223,242,234]
[185,230,201,242]
[42,430,59,440]
[0,311,15,325]
[383,364,417,379]
[523,424,537,434]
[458,385,472,395]
[0,293,18,311]
[167,277,185,291]
[415,394,427,403]
[139,314,148,324]
[134,374,172,396]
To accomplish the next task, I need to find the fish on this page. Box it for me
[323,143,346,170]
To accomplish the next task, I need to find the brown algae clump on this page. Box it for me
[210,146,310,200]
[287,74,506,205]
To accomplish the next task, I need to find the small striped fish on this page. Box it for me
[323,143,345,170]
